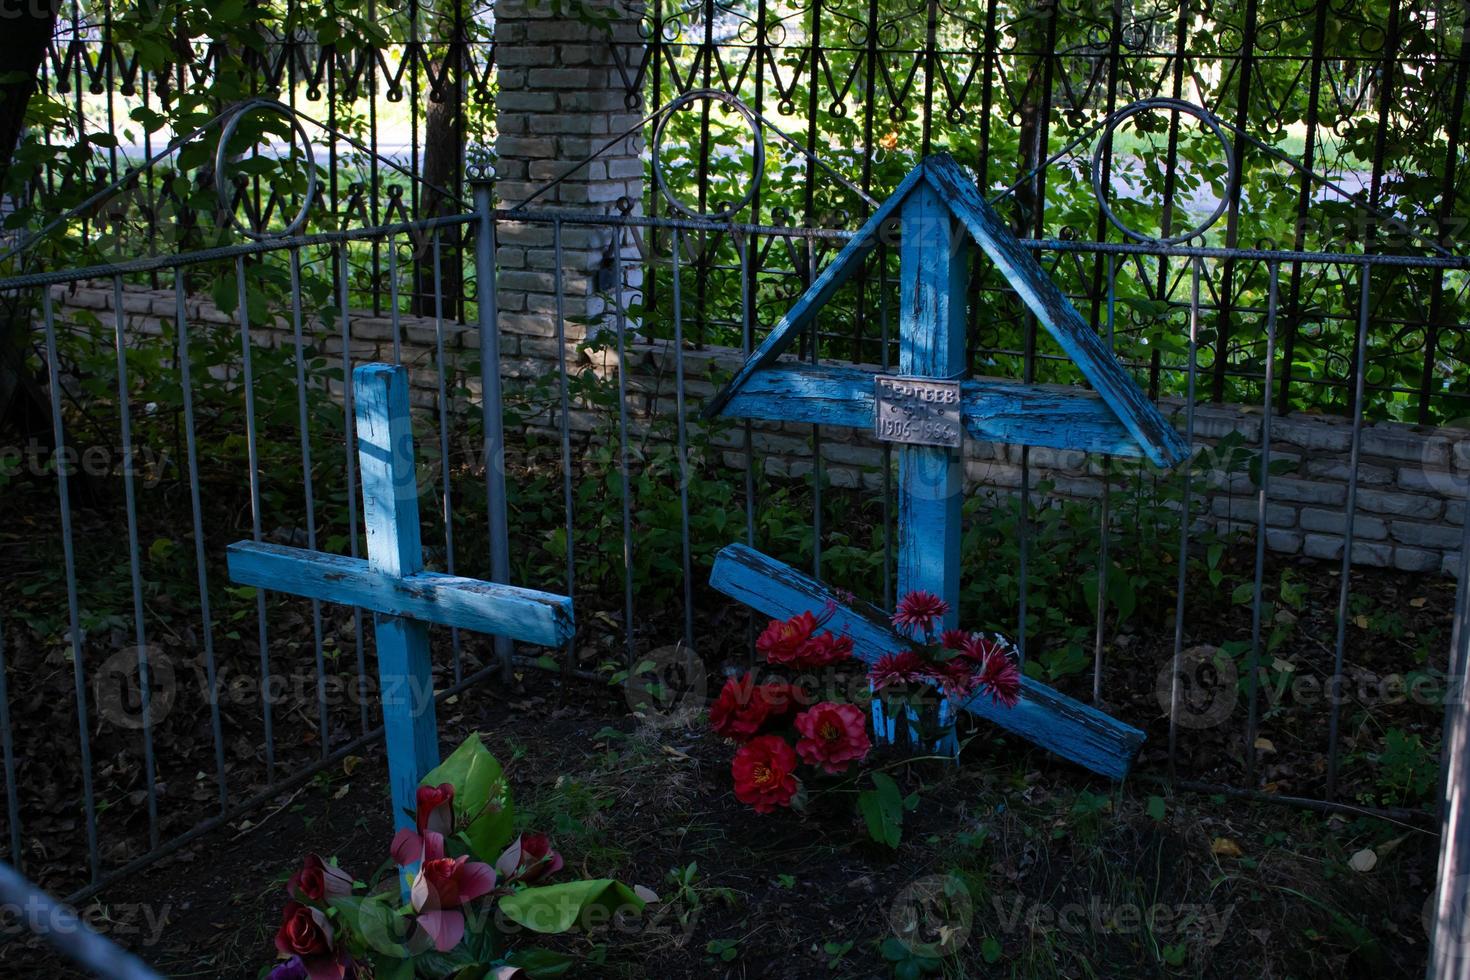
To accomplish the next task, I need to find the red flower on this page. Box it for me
[868,650,930,691]
[287,854,354,903]
[757,612,819,666]
[709,675,794,741]
[891,591,949,637]
[495,832,565,885]
[939,629,971,650]
[972,649,1022,708]
[795,631,854,668]
[793,702,871,774]
[731,735,801,813]
[275,902,352,979]
[410,831,498,952]
[958,633,1007,666]
[416,783,455,835]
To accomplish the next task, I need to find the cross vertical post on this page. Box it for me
[874,181,972,752]
[355,364,441,834]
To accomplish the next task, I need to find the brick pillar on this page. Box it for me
[493,0,645,352]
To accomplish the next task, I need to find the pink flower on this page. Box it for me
[891,591,949,637]
[793,703,871,774]
[287,854,354,903]
[409,831,498,952]
[868,650,930,691]
[958,633,1008,666]
[495,832,564,885]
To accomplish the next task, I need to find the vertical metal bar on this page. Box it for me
[810,245,822,581]
[432,233,464,684]
[1093,254,1118,705]
[737,230,757,662]
[1167,257,1202,781]
[553,222,576,673]
[112,277,159,851]
[1244,262,1279,785]
[1326,266,1373,799]
[471,181,513,681]
[289,250,330,756]
[1427,482,1470,980]
[670,228,695,647]
[388,235,403,364]
[0,618,22,870]
[174,276,228,808]
[338,246,370,735]
[236,256,275,778]
[108,276,160,852]
[41,291,100,882]
[615,235,636,668]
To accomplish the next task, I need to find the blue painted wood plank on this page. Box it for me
[226,542,576,647]
[701,165,927,420]
[351,364,440,840]
[719,362,1148,456]
[354,364,426,579]
[710,544,1146,779]
[920,155,1190,469]
[892,182,970,755]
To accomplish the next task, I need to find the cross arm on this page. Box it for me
[226,542,575,648]
[717,362,1152,458]
[709,543,1145,779]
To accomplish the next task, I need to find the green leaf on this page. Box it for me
[505,947,578,977]
[498,880,646,934]
[420,734,515,860]
[1147,795,1167,822]
[858,772,904,848]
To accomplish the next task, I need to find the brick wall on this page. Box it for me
[51,280,1470,578]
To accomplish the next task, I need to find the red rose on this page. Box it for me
[794,702,871,774]
[794,631,854,668]
[275,901,333,958]
[287,854,354,903]
[710,675,794,741]
[410,831,498,952]
[756,612,819,666]
[731,735,801,813]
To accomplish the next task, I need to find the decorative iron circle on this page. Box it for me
[1090,98,1236,246]
[214,99,319,240]
[650,89,765,221]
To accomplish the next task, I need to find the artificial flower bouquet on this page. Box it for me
[709,591,1022,816]
[264,734,650,979]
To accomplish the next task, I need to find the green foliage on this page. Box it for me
[858,771,918,848]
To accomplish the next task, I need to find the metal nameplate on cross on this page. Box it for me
[702,154,1189,779]
[226,364,574,835]
[873,375,963,449]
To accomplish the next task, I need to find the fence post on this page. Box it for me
[1428,506,1470,978]
[472,176,514,682]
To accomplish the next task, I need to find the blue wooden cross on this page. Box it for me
[226,364,574,835]
[704,155,1190,779]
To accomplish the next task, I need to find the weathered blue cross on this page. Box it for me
[704,155,1190,779]
[226,363,574,833]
